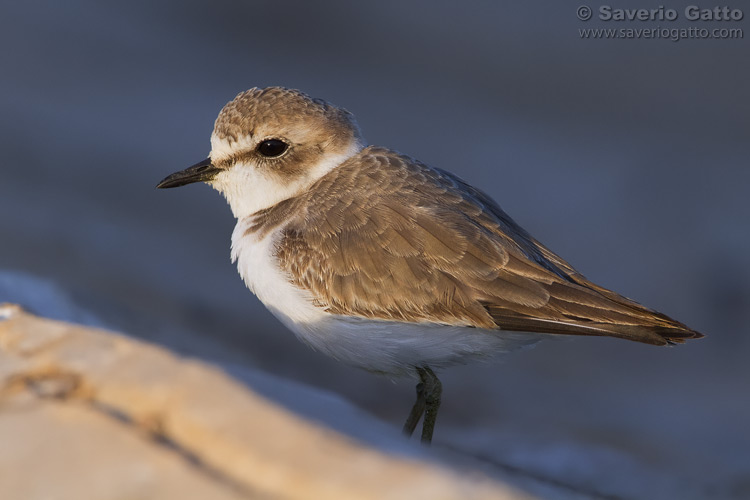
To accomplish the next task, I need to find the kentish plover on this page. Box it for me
[157,87,703,443]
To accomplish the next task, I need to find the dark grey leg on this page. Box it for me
[402,366,442,444]
[418,367,441,444]
[402,380,426,437]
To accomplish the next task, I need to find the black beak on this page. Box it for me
[156,158,220,189]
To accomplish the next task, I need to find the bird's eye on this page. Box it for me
[257,139,288,158]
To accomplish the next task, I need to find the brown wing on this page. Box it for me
[271,147,703,346]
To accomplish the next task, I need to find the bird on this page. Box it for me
[157,87,704,444]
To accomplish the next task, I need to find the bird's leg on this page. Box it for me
[402,379,426,437]
[402,367,442,444]
[418,366,442,444]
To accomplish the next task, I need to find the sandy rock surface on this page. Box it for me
[0,304,530,500]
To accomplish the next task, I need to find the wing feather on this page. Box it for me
[270,147,703,345]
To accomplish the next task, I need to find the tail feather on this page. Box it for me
[485,308,704,346]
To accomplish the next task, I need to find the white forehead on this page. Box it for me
[210,133,250,161]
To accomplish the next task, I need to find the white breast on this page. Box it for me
[231,218,327,327]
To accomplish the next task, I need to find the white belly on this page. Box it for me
[231,219,543,377]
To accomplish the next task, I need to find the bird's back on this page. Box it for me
[249,146,703,346]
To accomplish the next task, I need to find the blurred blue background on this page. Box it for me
[1,1,748,498]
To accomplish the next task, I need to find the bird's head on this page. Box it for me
[157,87,364,218]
